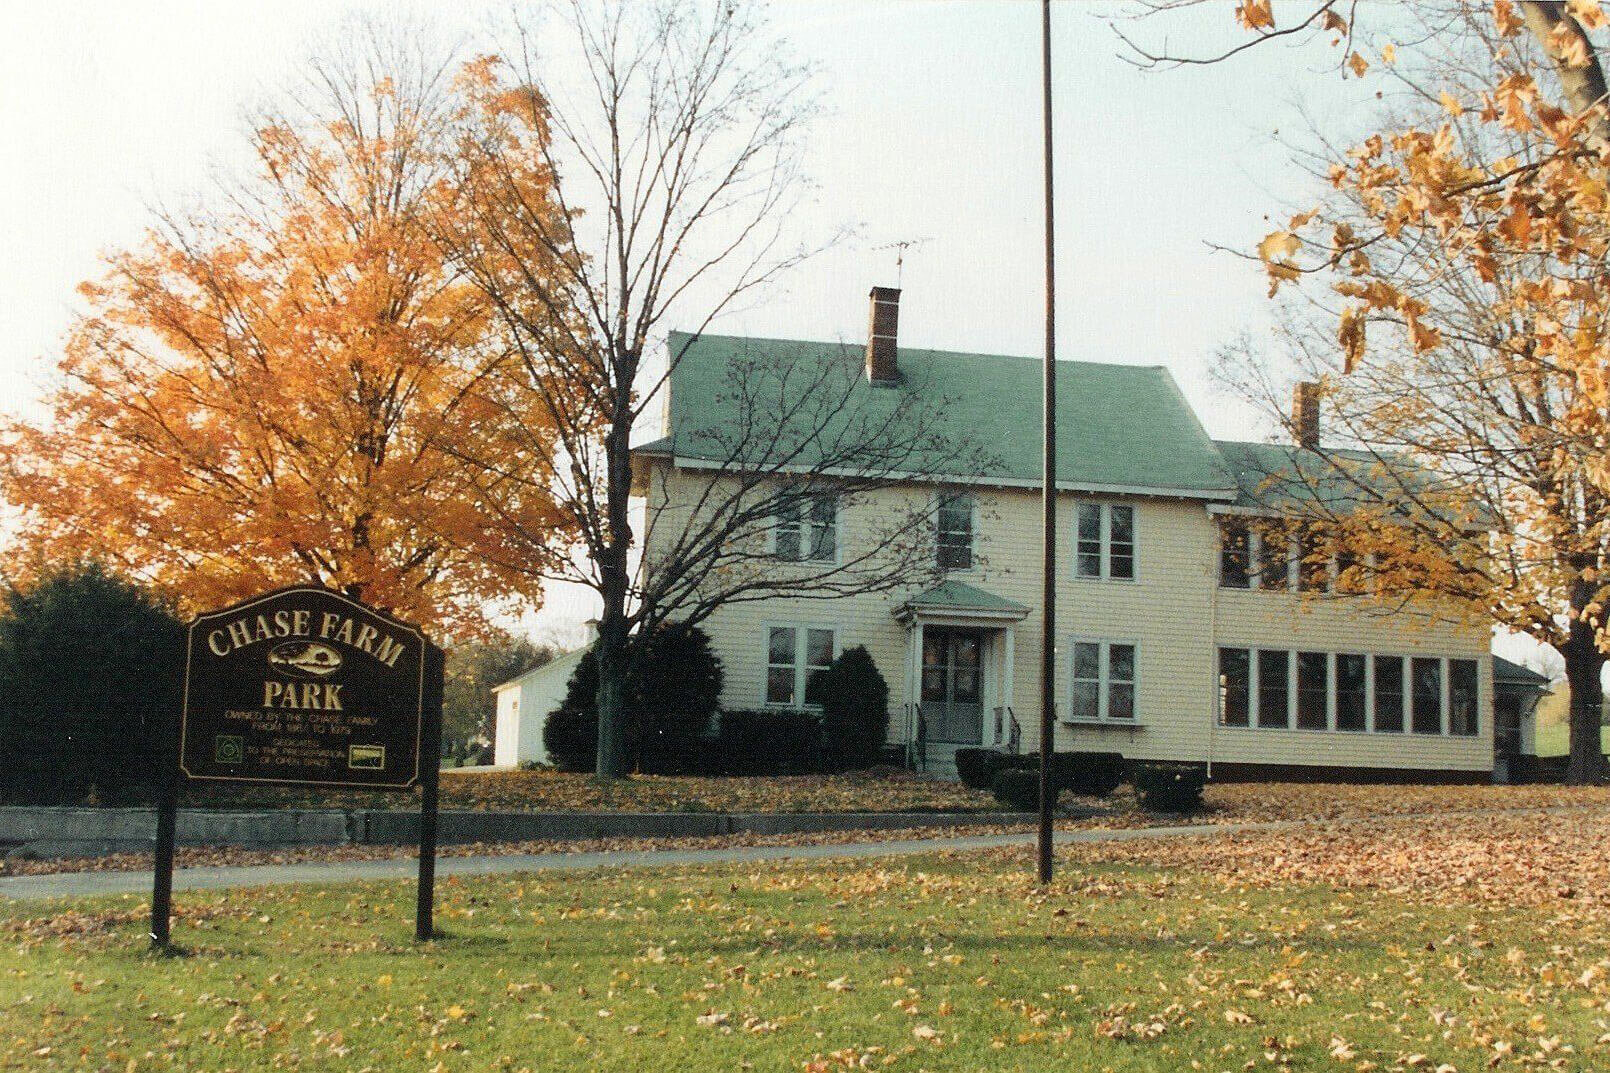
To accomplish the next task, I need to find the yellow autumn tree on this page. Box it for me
[0,31,573,638]
[1186,0,1610,782]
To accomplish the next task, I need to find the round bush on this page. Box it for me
[991,767,1058,812]
[953,747,1008,790]
[815,646,889,772]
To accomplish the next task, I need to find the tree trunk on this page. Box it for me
[593,609,630,778]
[593,359,636,780]
[1520,1,1610,149]
[1561,616,1606,785]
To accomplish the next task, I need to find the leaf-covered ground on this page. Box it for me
[175,767,1610,820]
[13,781,1610,878]
[8,808,1610,1071]
[176,768,1004,814]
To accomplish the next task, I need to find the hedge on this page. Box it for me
[1129,761,1208,812]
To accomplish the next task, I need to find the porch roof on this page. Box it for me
[1493,655,1551,691]
[895,579,1029,623]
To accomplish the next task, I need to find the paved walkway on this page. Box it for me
[0,820,1290,902]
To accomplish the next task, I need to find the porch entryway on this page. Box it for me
[894,579,1030,779]
[922,628,984,745]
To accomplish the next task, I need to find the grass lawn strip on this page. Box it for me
[6,809,1610,1071]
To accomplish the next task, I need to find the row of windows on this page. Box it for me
[774,492,1135,578]
[760,628,1485,742]
[1218,519,1361,594]
[1218,648,1479,736]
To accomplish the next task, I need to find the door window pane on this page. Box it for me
[1076,503,1102,578]
[1257,649,1290,728]
[1336,654,1366,731]
[1296,651,1328,729]
[1412,657,1442,734]
[1219,647,1250,727]
[1449,659,1478,736]
[1109,506,1135,579]
[1220,522,1251,588]
[1374,655,1404,733]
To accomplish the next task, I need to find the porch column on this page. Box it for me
[909,621,925,739]
[1002,626,1016,727]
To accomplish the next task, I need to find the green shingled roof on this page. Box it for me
[900,579,1028,615]
[1493,655,1552,689]
[651,332,1237,496]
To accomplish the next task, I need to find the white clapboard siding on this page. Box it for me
[639,461,1492,772]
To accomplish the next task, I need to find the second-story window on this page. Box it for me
[775,494,837,562]
[1219,520,1251,588]
[936,491,974,570]
[1074,502,1136,580]
[1257,523,1292,591]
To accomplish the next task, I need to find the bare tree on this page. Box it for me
[433,0,984,776]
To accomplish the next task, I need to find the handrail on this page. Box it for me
[1007,706,1022,755]
[915,706,927,770]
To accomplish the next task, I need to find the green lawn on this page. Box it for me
[1531,717,1610,756]
[5,839,1608,1071]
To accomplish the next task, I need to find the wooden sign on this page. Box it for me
[179,587,439,789]
[152,586,445,948]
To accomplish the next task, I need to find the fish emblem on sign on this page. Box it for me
[267,641,343,678]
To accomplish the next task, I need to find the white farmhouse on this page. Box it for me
[624,288,1517,782]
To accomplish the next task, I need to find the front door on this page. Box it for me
[922,628,984,744]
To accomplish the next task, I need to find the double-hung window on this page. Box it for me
[936,491,975,570]
[1256,649,1290,728]
[1069,640,1136,721]
[1296,527,1331,593]
[765,626,837,708]
[1218,647,1251,727]
[1219,521,1252,588]
[1336,653,1367,731]
[774,494,837,562]
[1256,524,1292,591]
[1411,657,1443,734]
[1373,655,1405,733]
[1449,659,1479,736]
[1296,651,1328,729]
[1074,503,1136,580]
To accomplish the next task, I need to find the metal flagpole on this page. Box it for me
[1036,0,1058,885]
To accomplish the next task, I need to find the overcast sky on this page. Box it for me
[3,2,1480,653]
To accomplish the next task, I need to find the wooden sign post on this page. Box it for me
[154,587,444,949]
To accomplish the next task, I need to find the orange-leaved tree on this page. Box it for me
[0,32,572,639]
[1182,0,1610,782]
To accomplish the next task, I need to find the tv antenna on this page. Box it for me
[873,237,931,287]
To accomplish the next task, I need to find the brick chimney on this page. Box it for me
[865,286,901,384]
[1292,381,1320,450]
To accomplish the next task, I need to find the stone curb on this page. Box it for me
[0,806,1036,860]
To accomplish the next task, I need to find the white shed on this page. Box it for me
[492,646,587,768]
